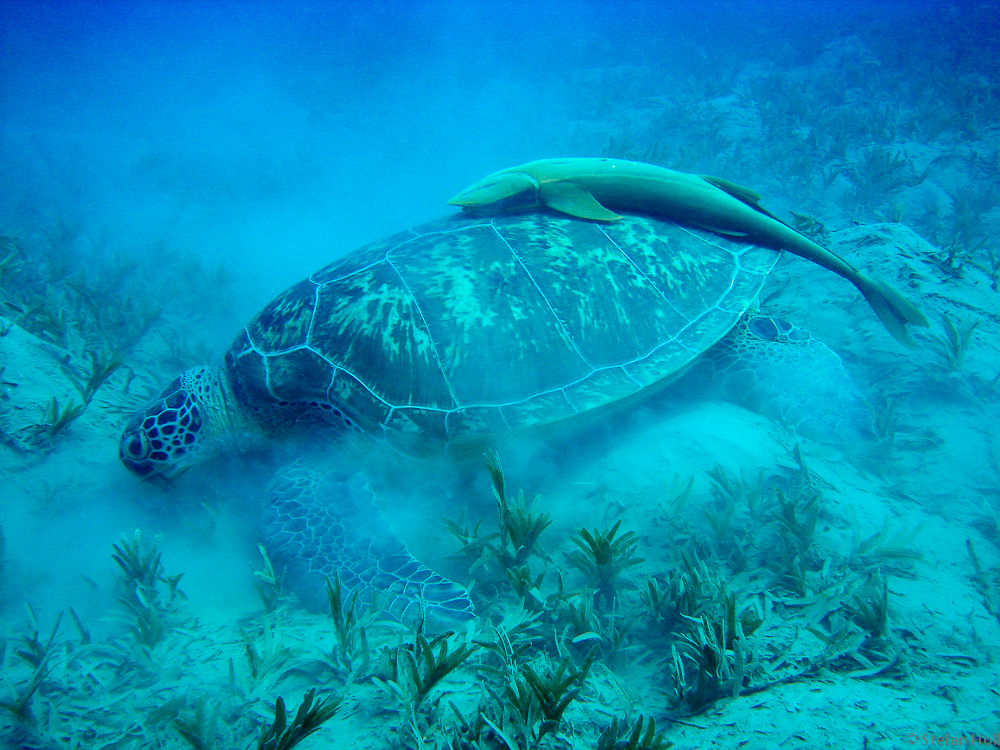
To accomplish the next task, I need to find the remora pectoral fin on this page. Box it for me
[448,173,539,206]
[538,181,622,221]
[691,223,751,239]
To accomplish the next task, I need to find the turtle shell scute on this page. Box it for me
[223,212,781,446]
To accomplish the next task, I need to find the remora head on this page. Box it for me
[448,170,540,212]
[119,366,229,479]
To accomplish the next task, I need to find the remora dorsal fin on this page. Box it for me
[702,175,762,205]
[538,181,622,221]
[702,175,787,224]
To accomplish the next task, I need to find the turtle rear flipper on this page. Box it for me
[263,461,474,628]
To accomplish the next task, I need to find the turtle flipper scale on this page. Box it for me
[263,461,474,626]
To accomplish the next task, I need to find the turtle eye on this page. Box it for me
[128,435,146,457]
[120,429,150,464]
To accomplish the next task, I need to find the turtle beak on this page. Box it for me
[153,462,192,483]
[145,469,183,488]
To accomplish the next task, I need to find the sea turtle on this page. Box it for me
[118,210,894,624]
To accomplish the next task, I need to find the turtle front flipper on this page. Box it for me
[705,315,875,446]
[263,461,474,628]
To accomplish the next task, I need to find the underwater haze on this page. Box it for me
[2,1,1000,748]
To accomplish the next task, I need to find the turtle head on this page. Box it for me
[119,366,227,480]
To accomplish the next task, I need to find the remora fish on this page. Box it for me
[449,157,928,346]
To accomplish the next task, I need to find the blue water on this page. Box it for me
[2,1,999,747]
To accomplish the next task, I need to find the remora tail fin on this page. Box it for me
[856,274,929,348]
